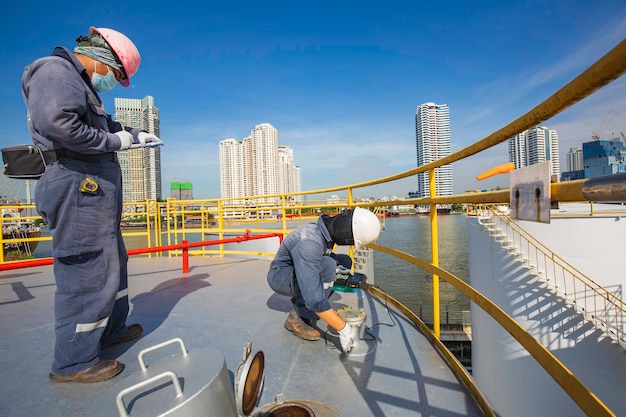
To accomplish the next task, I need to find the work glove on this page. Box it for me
[336,265,353,276]
[338,322,355,353]
[134,132,164,148]
[116,131,134,150]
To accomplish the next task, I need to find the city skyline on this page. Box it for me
[1,2,625,201]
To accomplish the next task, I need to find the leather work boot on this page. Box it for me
[101,323,143,349]
[284,309,321,341]
[49,359,123,383]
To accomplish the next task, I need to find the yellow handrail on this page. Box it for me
[367,243,616,417]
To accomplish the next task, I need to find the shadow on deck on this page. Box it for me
[0,256,484,417]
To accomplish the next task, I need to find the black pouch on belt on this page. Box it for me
[1,144,47,179]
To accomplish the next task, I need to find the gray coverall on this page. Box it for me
[22,46,139,375]
[267,215,351,321]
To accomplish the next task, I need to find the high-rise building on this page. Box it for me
[219,123,301,204]
[508,126,560,178]
[219,138,244,203]
[241,136,254,197]
[114,96,162,202]
[278,146,302,201]
[250,123,279,201]
[583,138,626,177]
[561,138,626,181]
[566,147,584,172]
[414,102,453,198]
[170,181,193,200]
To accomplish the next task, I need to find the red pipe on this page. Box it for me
[0,232,283,272]
[0,257,54,270]
[182,240,189,273]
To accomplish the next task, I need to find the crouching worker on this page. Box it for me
[267,208,381,352]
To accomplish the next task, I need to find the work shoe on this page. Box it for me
[49,359,122,383]
[101,323,143,349]
[284,309,320,341]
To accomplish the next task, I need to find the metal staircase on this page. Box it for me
[476,206,626,349]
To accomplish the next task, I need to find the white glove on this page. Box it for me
[133,132,164,148]
[116,131,134,150]
[338,322,355,353]
[336,265,353,276]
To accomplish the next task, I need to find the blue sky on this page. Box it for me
[1,1,625,200]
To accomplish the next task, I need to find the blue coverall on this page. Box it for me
[22,46,140,375]
[267,215,352,321]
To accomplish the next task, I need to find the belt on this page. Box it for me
[43,149,118,163]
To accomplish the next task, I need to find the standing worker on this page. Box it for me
[267,208,381,352]
[21,27,163,383]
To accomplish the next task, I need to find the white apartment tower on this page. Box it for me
[251,123,279,200]
[219,123,301,203]
[114,96,162,202]
[566,147,584,172]
[219,138,244,203]
[415,102,453,198]
[241,136,254,197]
[508,126,561,177]
[278,146,302,200]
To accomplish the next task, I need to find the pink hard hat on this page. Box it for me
[89,27,141,87]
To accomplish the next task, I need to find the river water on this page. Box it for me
[373,214,470,325]
[32,214,471,325]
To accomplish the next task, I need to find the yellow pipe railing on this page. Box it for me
[428,168,441,339]
[366,243,616,417]
[367,284,496,417]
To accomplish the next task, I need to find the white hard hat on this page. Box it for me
[352,207,381,250]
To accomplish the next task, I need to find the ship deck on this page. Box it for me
[0,256,484,417]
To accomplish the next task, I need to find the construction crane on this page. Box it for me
[592,109,618,140]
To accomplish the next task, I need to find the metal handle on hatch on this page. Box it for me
[115,371,183,417]
[138,337,188,371]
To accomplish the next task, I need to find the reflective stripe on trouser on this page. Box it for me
[35,158,129,375]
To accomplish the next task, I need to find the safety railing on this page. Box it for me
[366,243,615,417]
[156,196,373,258]
[475,204,626,348]
[0,229,282,272]
[0,204,48,262]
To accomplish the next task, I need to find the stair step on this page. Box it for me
[480,211,626,351]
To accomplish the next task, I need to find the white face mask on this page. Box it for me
[91,62,118,92]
